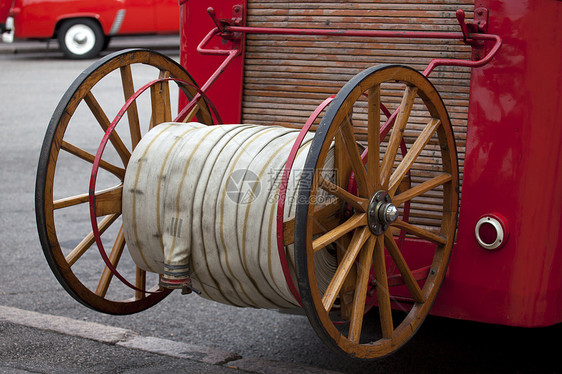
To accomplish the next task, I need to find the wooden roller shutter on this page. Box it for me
[243,0,473,232]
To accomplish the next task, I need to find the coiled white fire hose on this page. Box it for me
[122,122,335,309]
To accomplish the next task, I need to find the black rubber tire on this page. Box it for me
[102,36,111,51]
[58,18,105,59]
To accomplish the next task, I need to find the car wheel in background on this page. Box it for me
[102,36,111,51]
[58,19,104,59]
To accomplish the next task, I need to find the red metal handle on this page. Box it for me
[423,33,502,76]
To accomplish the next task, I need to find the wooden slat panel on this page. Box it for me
[243,0,472,232]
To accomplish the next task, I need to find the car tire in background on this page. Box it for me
[102,36,111,51]
[58,19,105,59]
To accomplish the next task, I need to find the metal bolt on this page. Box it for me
[384,204,399,223]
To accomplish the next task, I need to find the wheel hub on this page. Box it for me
[367,190,399,235]
[73,32,87,45]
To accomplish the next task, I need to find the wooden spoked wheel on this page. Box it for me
[295,65,459,359]
[36,49,212,315]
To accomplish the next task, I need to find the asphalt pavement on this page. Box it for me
[0,305,335,373]
[0,320,242,374]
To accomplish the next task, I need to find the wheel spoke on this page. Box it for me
[384,232,425,303]
[181,101,201,123]
[159,70,172,122]
[339,116,370,197]
[53,193,89,210]
[284,200,341,245]
[380,85,418,189]
[334,126,353,188]
[61,141,125,180]
[312,213,367,253]
[336,234,356,320]
[53,184,122,212]
[393,173,452,207]
[348,235,377,343]
[84,92,131,166]
[150,77,171,128]
[332,126,358,318]
[391,219,447,245]
[120,65,142,149]
[176,85,206,122]
[367,86,381,189]
[94,185,123,217]
[388,118,441,196]
[372,234,394,339]
[318,177,367,212]
[135,267,146,300]
[321,227,370,312]
[65,213,120,266]
[95,225,126,297]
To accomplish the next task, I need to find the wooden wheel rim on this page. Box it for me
[295,64,459,359]
[35,49,211,315]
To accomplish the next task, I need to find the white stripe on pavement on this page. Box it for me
[0,305,340,374]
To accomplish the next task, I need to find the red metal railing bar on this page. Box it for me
[227,25,467,40]
[423,33,502,76]
[196,25,502,79]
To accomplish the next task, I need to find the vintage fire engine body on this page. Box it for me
[36,0,562,360]
[180,0,562,327]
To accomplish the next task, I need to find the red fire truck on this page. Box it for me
[2,0,179,58]
[36,0,562,360]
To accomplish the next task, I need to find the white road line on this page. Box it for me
[0,305,340,374]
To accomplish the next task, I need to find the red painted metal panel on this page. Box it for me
[179,0,246,124]
[432,0,562,327]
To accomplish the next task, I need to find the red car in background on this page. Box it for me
[1,0,179,59]
[0,0,10,33]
